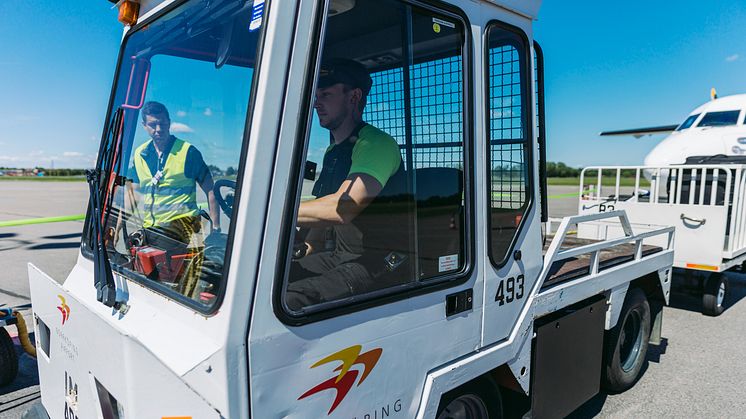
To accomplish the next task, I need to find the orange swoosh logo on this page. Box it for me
[299,345,383,414]
[57,295,71,325]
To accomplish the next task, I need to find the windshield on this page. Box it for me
[88,0,264,312]
[676,113,699,131]
[697,110,740,127]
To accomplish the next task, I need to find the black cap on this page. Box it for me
[318,58,372,95]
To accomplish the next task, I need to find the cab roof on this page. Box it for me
[137,0,543,23]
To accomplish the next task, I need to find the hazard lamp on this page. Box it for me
[116,0,140,26]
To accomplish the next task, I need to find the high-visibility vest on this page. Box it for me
[134,138,199,228]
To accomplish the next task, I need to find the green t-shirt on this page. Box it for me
[326,124,401,187]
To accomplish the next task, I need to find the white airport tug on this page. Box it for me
[26,0,674,418]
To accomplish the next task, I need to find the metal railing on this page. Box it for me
[579,164,746,257]
[540,210,674,290]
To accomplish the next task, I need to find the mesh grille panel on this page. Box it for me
[366,68,407,145]
[410,56,463,169]
[489,45,527,210]
[365,56,464,170]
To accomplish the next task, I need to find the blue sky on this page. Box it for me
[2,0,745,168]
[0,2,122,168]
[535,1,746,166]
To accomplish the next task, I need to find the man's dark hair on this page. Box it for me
[141,101,170,123]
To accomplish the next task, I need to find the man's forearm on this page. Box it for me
[207,191,221,230]
[297,193,355,228]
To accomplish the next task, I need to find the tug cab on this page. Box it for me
[26,0,674,418]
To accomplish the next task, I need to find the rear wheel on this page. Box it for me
[0,326,18,386]
[602,288,650,393]
[437,378,502,419]
[702,272,727,316]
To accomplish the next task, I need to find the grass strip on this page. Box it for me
[0,214,86,228]
[547,177,651,187]
[547,192,579,199]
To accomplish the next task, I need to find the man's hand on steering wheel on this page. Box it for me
[213,179,236,218]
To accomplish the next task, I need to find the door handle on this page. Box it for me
[680,213,706,226]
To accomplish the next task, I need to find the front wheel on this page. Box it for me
[702,272,727,316]
[436,379,502,419]
[0,326,18,386]
[602,287,650,393]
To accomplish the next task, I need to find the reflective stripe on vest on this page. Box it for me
[134,138,198,228]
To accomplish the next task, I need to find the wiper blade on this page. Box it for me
[87,107,125,307]
[86,168,117,307]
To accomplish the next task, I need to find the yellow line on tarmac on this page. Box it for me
[0,214,86,228]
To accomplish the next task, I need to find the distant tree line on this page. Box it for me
[208,165,237,177]
[547,162,641,178]
[546,162,580,177]
[2,165,238,177]
[0,167,86,176]
[37,167,87,176]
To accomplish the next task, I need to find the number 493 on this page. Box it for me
[495,275,524,306]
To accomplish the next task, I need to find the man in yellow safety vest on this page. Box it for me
[129,101,221,294]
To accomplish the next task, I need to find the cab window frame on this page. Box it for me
[273,0,475,326]
[484,20,534,269]
[81,0,270,315]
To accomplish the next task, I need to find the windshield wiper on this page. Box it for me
[87,107,125,308]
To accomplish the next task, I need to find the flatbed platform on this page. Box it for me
[543,236,662,288]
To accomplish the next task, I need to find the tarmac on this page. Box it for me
[1,181,746,418]
[0,181,86,418]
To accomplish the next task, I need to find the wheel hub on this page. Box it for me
[717,281,726,308]
[438,394,489,419]
[619,310,643,373]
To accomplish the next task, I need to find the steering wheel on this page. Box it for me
[214,179,236,218]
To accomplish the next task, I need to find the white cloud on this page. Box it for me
[203,107,213,117]
[0,155,20,162]
[63,151,84,157]
[176,110,188,117]
[170,122,194,133]
[726,54,740,62]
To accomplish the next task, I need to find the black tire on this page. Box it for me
[437,378,502,419]
[702,272,728,316]
[602,287,650,393]
[0,326,18,386]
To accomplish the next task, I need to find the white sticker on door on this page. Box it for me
[439,254,459,272]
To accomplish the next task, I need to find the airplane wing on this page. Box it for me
[599,124,679,138]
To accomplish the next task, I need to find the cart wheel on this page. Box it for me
[0,326,19,386]
[602,288,650,393]
[702,272,727,316]
[436,378,502,419]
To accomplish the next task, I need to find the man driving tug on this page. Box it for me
[287,58,407,310]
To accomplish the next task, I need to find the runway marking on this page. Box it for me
[0,214,85,228]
